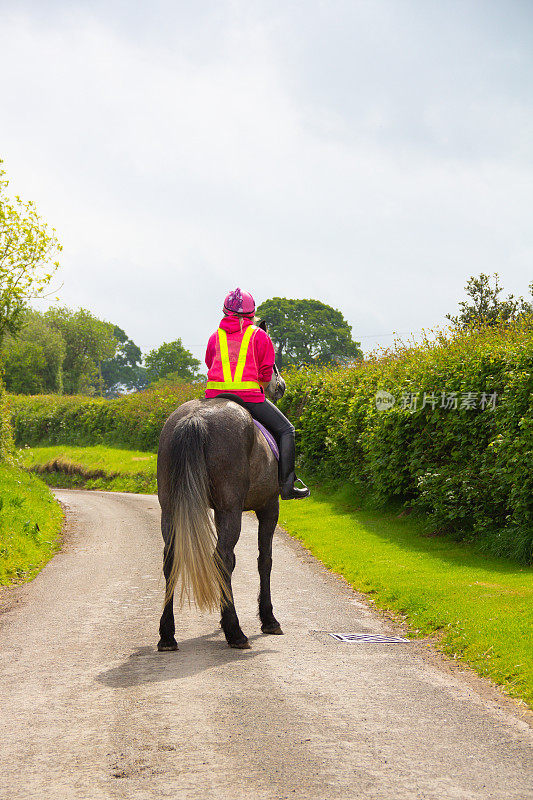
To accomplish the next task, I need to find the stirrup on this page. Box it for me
[280,477,310,500]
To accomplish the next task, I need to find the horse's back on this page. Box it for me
[158,398,278,511]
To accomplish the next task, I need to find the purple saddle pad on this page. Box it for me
[253,420,279,461]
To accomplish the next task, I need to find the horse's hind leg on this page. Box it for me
[158,512,178,652]
[257,497,283,635]
[215,509,249,649]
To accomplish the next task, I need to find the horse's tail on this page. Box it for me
[165,414,228,611]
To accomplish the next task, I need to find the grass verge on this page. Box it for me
[18,445,157,493]
[279,483,533,707]
[0,463,64,586]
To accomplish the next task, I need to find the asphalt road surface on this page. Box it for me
[0,489,531,800]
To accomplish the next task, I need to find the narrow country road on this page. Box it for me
[0,490,531,800]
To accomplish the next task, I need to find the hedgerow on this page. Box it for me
[279,318,533,564]
[0,374,14,463]
[10,382,204,452]
[1,372,64,587]
[8,319,533,563]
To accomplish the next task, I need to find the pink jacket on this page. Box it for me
[205,316,275,403]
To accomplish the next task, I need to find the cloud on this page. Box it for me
[0,2,531,360]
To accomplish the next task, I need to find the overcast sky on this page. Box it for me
[1,0,532,362]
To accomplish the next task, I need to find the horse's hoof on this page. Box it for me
[229,640,251,649]
[157,638,178,651]
[262,625,284,635]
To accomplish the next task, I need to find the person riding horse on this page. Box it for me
[205,288,310,500]
[156,289,309,650]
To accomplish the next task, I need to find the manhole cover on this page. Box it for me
[330,633,410,644]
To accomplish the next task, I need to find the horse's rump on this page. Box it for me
[157,399,278,611]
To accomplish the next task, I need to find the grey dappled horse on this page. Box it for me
[156,364,286,651]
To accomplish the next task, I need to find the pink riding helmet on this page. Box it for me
[223,288,256,316]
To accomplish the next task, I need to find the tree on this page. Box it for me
[100,325,145,396]
[44,307,117,395]
[256,298,362,368]
[0,160,61,344]
[1,306,150,396]
[1,308,65,394]
[446,273,532,329]
[145,340,201,383]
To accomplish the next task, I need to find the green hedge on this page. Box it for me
[0,375,14,463]
[279,318,533,564]
[1,374,63,588]
[10,382,204,453]
[9,320,533,563]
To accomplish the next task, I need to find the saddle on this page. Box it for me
[211,393,279,461]
[252,420,279,461]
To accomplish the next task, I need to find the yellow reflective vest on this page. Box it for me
[206,325,262,392]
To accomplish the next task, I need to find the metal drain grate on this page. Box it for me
[330,633,410,644]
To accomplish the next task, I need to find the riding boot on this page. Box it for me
[278,432,310,500]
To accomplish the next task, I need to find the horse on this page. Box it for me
[156,364,286,651]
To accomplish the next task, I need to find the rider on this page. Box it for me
[205,288,310,500]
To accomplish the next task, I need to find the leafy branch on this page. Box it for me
[0,160,62,343]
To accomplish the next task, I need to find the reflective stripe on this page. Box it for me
[206,326,261,392]
[218,327,233,384]
[206,381,262,390]
[233,325,254,383]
